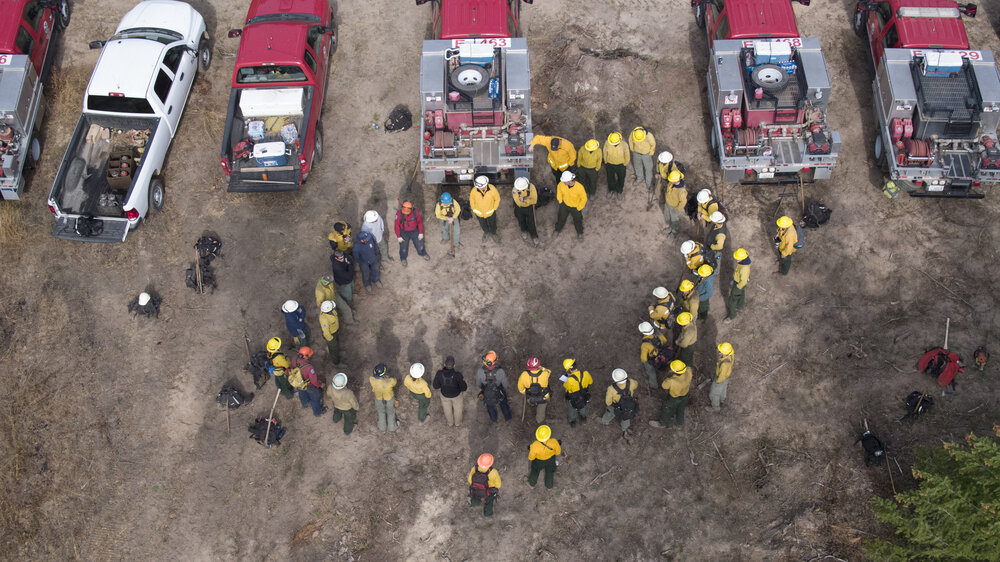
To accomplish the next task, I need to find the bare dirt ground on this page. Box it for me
[2,0,999,560]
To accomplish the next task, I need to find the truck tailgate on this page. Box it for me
[226,165,302,192]
[52,215,130,242]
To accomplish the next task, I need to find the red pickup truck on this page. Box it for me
[221,0,336,192]
[0,0,71,200]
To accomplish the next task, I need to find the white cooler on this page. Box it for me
[252,142,288,167]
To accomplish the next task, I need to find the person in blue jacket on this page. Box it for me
[281,300,309,345]
[353,230,382,293]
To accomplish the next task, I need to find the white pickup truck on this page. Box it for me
[47,0,209,242]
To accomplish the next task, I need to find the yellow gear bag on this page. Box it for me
[287,367,310,390]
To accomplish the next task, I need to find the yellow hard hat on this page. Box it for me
[266,337,282,353]
[668,170,683,183]
[631,126,646,141]
[734,248,749,261]
[535,425,552,442]
[697,264,714,278]
[607,132,622,145]
[676,312,693,326]
[563,358,576,371]
[777,216,793,229]
[670,360,687,374]
[678,280,694,292]
[584,139,599,151]
[718,342,734,355]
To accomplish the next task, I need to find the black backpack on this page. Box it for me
[248,416,285,446]
[469,470,491,499]
[525,372,547,404]
[566,371,590,409]
[901,391,934,424]
[383,105,412,132]
[243,350,271,389]
[614,382,639,421]
[650,338,675,371]
[802,200,831,228]
[481,370,505,406]
[216,383,253,409]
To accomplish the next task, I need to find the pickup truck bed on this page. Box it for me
[53,113,156,217]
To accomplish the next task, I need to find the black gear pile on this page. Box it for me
[127,293,161,318]
[243,350,271,389]
[383,105,412,132]
[186,235,222,293]
[216,383,253,409]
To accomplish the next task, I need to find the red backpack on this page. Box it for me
[469,470,491,499]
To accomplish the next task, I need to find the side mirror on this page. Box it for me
[793,0,811,5]
[227,29,242,38]
[88,40,105,50]
[522,0,533,4]
[958,3,977,17]
[415,0,430,5]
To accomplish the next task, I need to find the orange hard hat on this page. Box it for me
[401,201,413,214]
[484,350,497,365]
[298,346,314,358]
[477,453,494,470]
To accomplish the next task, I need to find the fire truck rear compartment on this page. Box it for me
[911,61,982,139]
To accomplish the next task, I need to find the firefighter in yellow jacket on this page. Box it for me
[679,279,699,320]
[680,239,706,271]
[327,372,360,435]
[518,357,552,423]
[434,192,461,250]
[602,368,640,433]
[774,216,798,275]
[369,363,397,433]
[726,248,751,321]
[628,126,657,190]
[649,360,692,428]
[327,220,353,251]
[527,425,562,488]
[603,132,630,196]
[318,300,341,365]
[468,453,501,517]
[675,312,697,366]
[560,358,593,427]
[661,156,687,236]
[639,322,669,389]
[404,362,432,422]
[470,176,501,243]
[707,343,734,412]
[512,177,539,243]
[576,139,602,197]
[648,286,676,330]
[529,135,576,182]
[553,171,588,241]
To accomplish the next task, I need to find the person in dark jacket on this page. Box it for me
[475,351,512,422]
[353,230,381,293]
[432,356,468,427]
[281,300,309,345]
[327,251,357,323]
[394,200,430,266]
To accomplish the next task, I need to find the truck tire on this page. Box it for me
[313,127,323,163]
[750,64,789,93]
[695,3,706,30]
[874,135,888,172]
[58,0,71,30]
[853,6,866,38]
[149,179,165,213]
[198,36,211,72]
[450,64,490,96]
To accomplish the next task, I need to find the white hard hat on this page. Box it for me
[332,372,348,389]
[560,171,575,183]
[680,240,696,255]
[364,210,379,223]
[474,176,489,188]
[638,322,654,335]
[612,368,628,383]
[409,362,425,378]
[710,211,726,224]
[514,177,529,191]
[658,151,673,164]
[321,300,336,313]
[138,292,151,306]
[281,300,298,313]
[697,189,712,204]
[652,286,668,299]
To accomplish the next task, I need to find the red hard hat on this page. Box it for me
[477,453,494,470]
[527,357,540,370]
[298,346,314,358]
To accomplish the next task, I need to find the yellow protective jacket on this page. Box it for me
[648,297,674,326]
[677,323,698,349]
[435,201,461,221]
[685,244,706,271]
[512,183,538,207]
[556,181,588,211]
[319,311,339,341]
[530,135,576,171]
[468,467,502,489]
[716,354,734,383]
[640,333,668,363]
[662,367,692,397]
[698,200,720,223]
[561,369,593,394]
[369,376,397,400]
[268,351,290,372]
[517,368,552,396]
[576,147,602,171]
[470,185,500,218]
[605,379,639,406]
[734,262,750,289]
[707,224,727,252]
[629,132,656,155]
[664,183,687,213]
[315,279,337,308]
[326,387,359,411]
[528,438,561,461]
[404,376,432,398]
[657,161,681,180]
[778,227,798,257]
[681,291,700,319]
[603,141,630,165]
[327,222,353,251]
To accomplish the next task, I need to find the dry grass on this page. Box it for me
[0,204,26,244]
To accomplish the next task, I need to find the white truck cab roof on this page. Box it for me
[86,40,164,101]
[115,0,200,46]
